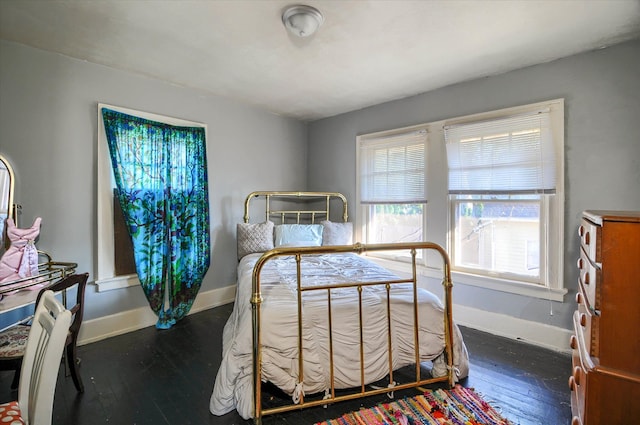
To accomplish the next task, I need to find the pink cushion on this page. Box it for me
[0,400,25,424]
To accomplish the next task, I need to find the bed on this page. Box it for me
[210,191,469,422]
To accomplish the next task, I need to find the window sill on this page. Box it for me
[370,257,567,302]
[95,274,140,292]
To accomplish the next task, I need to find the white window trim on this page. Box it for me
[96,103,207,292]
[355,99,565,300]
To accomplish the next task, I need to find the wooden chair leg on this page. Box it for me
[66,343,84,392]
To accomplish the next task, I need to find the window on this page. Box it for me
[355,99,564,299]
[357,127,428,259]
[113,189,136,276]
[445,102,563,287]
[96,104,207,292]
[450,195,544,281]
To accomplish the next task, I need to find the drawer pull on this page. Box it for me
[576,257,583,269]
[580,313,587,327]
[584,231,590,245]
[570,335,577,350]
[578,225,585,237]
[573,366,581,385]
[568,375,575,391]
[584,271,590,285]
[572,416,582,425]
[575,292,582,304]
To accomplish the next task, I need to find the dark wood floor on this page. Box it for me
[0,303,572,424]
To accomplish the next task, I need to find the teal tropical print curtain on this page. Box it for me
[102,108,210,329]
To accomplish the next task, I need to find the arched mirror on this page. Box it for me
[0,154,16,254]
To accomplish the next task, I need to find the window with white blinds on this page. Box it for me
[354,99,564,298]
[359,129,427,204]
[445,111,555,194]
[443,100,563,289]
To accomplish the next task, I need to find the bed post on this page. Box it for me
[441,249,456,388]
[251,254,266,424]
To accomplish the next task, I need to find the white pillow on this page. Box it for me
[321,220,353,246]
[237,221,274,259]
[274,224,323,247]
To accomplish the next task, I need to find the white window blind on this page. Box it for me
[445,111,555,194]
[359,129,427,204]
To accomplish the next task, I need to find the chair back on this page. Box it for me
[18,291,71,425]
[35,273,88,344]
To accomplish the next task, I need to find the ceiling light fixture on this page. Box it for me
[282,5,324,38]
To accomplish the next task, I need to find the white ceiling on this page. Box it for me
[1,1,639,121]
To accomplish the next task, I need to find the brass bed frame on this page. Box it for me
[245,191,455,423]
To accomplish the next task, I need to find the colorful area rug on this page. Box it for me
[314,385,513,425]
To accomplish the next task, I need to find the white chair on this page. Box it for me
[0,291,72,425]
[0,273,89,392]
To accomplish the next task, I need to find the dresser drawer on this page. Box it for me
[576,248,600,312]
[574,302,599,360]
[578,219,601,264]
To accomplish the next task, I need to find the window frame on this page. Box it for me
[355,99,565,301]
[445,100,564,293]
[356,124,429,262]
[96,103,207,292]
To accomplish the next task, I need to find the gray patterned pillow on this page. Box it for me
[321,220,353,246]
[237,221,274,259]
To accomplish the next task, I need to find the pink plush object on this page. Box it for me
[0,217,42,286]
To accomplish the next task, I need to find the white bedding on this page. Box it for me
[209,252,469,419]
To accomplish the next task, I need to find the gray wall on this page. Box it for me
[0,40,308,322]
[1,37,639,335]
[307,39,640,332]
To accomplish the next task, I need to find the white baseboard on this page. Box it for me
[78,284,571,354]
[77,284,236,345]
[453,304,573,354]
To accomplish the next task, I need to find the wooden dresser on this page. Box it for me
[570,210,640,424]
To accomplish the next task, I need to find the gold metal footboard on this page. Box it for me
[250,242,455,423]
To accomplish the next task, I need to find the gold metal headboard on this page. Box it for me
[244,191,348,224]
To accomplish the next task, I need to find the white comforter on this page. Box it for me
[210,252,469,419]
